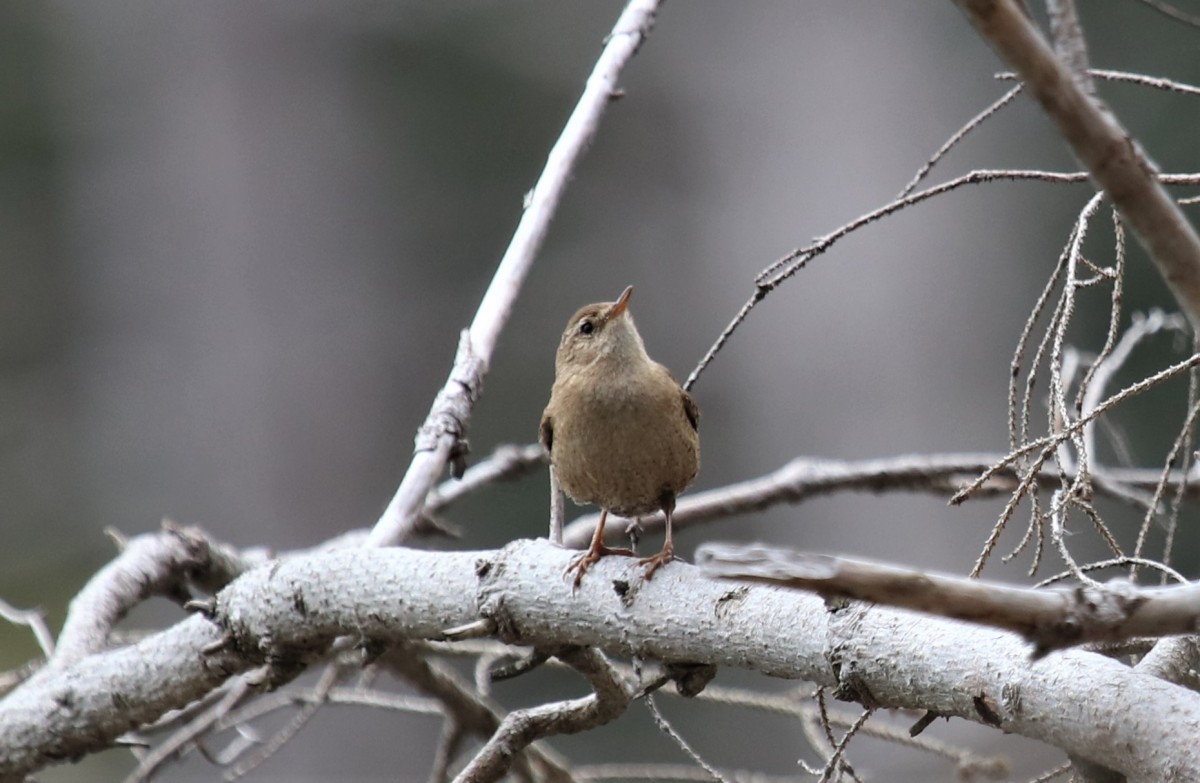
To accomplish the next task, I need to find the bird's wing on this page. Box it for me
[539,411,553,452]
[681,389,700,432]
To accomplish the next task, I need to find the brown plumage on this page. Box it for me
[540,286,700,588]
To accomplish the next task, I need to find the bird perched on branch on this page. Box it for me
[540,286,700,589]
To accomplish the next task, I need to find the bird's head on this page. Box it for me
[555,285,649,373]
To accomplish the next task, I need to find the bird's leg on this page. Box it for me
[566,509,636,589]
[637,494,678,580]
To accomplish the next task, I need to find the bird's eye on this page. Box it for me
[578,320,595,335]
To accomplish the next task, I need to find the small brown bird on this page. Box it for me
[540,286,700,588]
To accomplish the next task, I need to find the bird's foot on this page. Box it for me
[566,546,636,591]
[636,543,676,581]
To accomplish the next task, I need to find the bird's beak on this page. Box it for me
[605,286,633,322]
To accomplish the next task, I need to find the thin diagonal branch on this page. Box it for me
[367,0,663,547]
[955,0,1200,328]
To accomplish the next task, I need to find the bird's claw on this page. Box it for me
[566,546,635,591]
[636,545,676,581]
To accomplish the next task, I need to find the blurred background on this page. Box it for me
[3,1,1200,780]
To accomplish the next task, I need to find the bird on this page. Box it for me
[540,285,700,589]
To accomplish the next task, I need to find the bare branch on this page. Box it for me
[548,462,566,545]
[998,68,1200,96]
[643,693,728,783]
[1047,0,1094,94]
[955,0,1200,329]
[688,168,1096,391]
[1137,636,1200,695]
[695,542,1200,656]
[4,540,1200,779]
[955,351,1200,505]
[379,643,573,782]
[816,707,871,783]
[688,162,1200,391]
[122,674,257,783]
[572,765,797,783]
[898,84,1024,199]
[426,444,547,515]
[222,664,340,780]
[0,613,240,779]
[0,599,54,660]
[561,452,1200,550]
[367,0,663,547]
[1094,68,1200,95]
[1133,0,1200,30]
[52,523,264,670]
[454,648,633,783]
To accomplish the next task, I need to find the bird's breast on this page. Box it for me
[547,365,699,516]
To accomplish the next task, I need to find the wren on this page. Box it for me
[540,286,700,588]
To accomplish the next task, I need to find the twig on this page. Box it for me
[0,598,54,659]
[1134,0,1200,30]
[998,68,1200,96]
[122,673,257,783]
[1048,193,1105,501]
[1027,762,1074,782]
[688,168,1094,391]
[380,643,572,782]
[698,683,1001,775]
[973,445,1053,578]
[1161,343,1200,580]
[1009,220,1072,455]
[1075,214,1130,459]
[222,664,341,780]
[426,443,547,515]
[1080,311,1187,474]
[953,351,1200,506]
[214,686,445,729]
[643,693,728,783]
[1092,69,1200,95]
[1136,390,1200,578]
[1034,556,1188,588]
[367,0,663,547]
[454,648,633,783]
[1046,489,1097,586]
[573,765,796,783]
[898,84,1024,199]
[687,164,1200,391]
[816,708,871,783]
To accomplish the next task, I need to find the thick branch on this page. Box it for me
[0,614,238,779]
[954,0,1200,328]
[3,540,1199,780]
